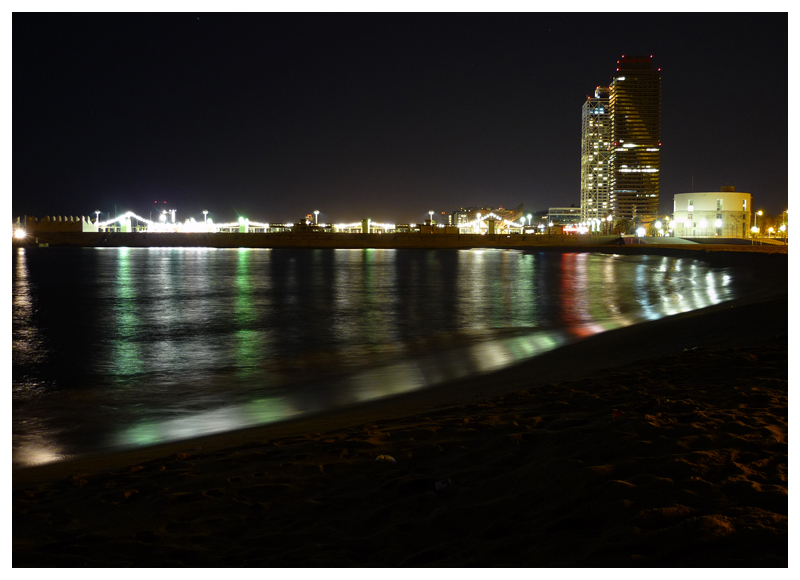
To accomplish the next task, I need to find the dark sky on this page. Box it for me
[13,12,788,225]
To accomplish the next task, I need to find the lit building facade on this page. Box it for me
[451,204,524,225]
[548,207,581,225]
[671,186,752,238]
[580,86,611,222]
[608,55,661,225]
[452,209,471,227]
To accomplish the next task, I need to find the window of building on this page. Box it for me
[742,199,747,211]
[717,199,723,210]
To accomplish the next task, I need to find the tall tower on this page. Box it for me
[580,86,611,222]
[608,55,661,225]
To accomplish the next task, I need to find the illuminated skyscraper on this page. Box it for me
[580,86,611,223]
[608,55,661,224]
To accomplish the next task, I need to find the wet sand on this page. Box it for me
[12,287,788,567]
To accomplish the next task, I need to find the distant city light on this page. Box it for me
[31,207,610,238]
[14,229,26,239]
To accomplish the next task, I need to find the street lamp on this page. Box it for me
[429,211,434,225]
[203,210,208,223]
[754,210,763,237]
[314,210,319,225]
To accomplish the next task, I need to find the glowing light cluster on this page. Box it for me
[563,225,590,234]
[97,211,152,228]
[94,211,279,233]
[334,222,396,231]
[458,212,527,233]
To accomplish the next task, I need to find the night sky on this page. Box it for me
[12,12,788,225]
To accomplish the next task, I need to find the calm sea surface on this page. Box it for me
[12,247,759,467]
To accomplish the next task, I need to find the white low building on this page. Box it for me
[671,186,752,238]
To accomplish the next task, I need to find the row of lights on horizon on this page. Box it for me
[89,208,323,226]
[12,206,788,239]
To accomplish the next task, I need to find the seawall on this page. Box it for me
[14,231,787,269]
[25,231,616,249]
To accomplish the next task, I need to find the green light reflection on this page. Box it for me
[111,247,143,377]
[233,249,262,379]
[118,395,296,447]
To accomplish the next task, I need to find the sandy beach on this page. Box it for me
[13,262,788,567]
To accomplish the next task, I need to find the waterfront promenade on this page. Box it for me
[13,231,789,263]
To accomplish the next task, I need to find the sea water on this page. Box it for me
[12,247,758,466]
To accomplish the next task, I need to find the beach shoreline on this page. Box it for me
[13,248,788,567]
[13,280,786,487]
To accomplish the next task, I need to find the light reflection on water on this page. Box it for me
[12,247,757,467]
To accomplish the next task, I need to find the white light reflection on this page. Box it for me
[13,248,44,366]
[14,248,31,311]
[15,433,64,466]
[351,330,573,403]
[351,363,428,402]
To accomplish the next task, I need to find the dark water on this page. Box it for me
[12,247,758,467]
